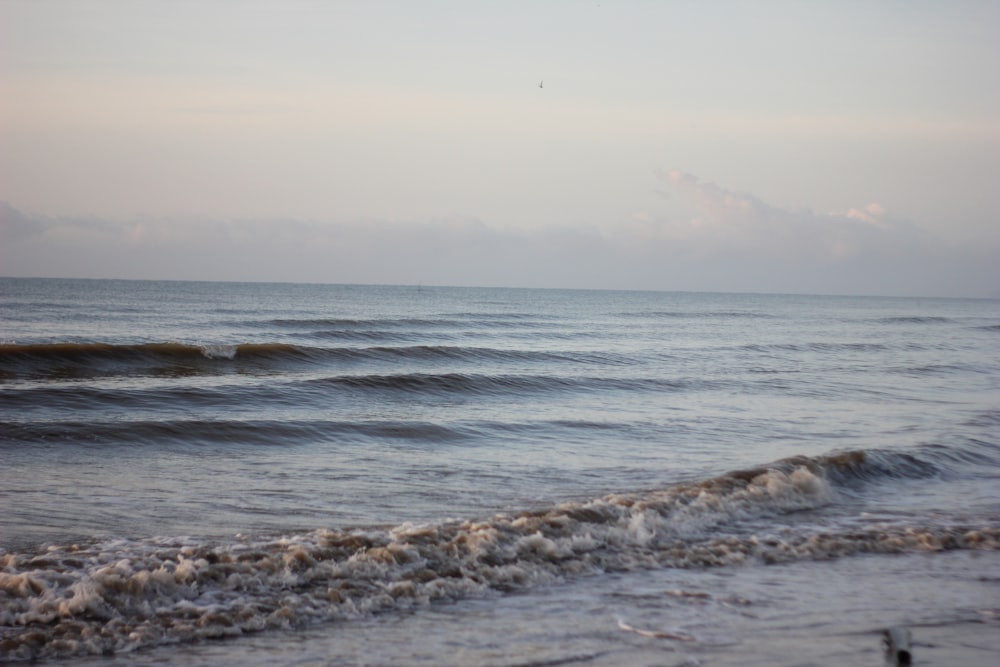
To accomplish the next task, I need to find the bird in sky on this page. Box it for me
[539,80,543,88]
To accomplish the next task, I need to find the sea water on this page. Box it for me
[1,278,998,665]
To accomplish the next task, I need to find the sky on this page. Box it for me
[2,0,998,297]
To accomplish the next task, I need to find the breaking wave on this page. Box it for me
[2,450,997,661]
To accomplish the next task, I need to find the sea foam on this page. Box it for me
[2,453,997,661]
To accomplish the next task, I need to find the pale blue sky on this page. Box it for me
[2,1,998,296]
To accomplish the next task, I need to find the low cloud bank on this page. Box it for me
[2,173,996,298]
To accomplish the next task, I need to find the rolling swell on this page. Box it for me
[270,314,560,328]
[617,310,777,319]
[0,342,634,380]
[303,372,698,397]
[0,419,472,447]
[0,370,698,417]
[877,316,953,324]
[269,316,563,340]
[0,342,308,379]
[1,449,997,662]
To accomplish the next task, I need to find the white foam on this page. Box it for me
[200,344,238,360]
[1,462,996,662]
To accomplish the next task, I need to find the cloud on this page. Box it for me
[1,170,997,298]
[646,169,926,263]
[615,170,1000,296]
[0,201,47,242]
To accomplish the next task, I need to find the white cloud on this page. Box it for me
[844,203,887,225]
[642,170,930,265]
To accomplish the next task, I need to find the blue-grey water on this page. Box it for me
[1,278,998,665]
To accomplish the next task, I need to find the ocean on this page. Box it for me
[1,277,998,666]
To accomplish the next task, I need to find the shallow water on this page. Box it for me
[1,278,998,663]
[56,549,1000,667]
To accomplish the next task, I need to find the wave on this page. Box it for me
[306,328,447,343]
[0,371,700,418]
[0,419,473,447]
[877,316,953,324]
[618,310,777,320]
[269,315,560,330]
[302,372,698,397]
[1,449,997,661]
[0,342,639,381]
[740,342,889,353]
[337,346,637,368]
[887,362,981,377]
[0,342,306,376]
[0,416,714,452]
